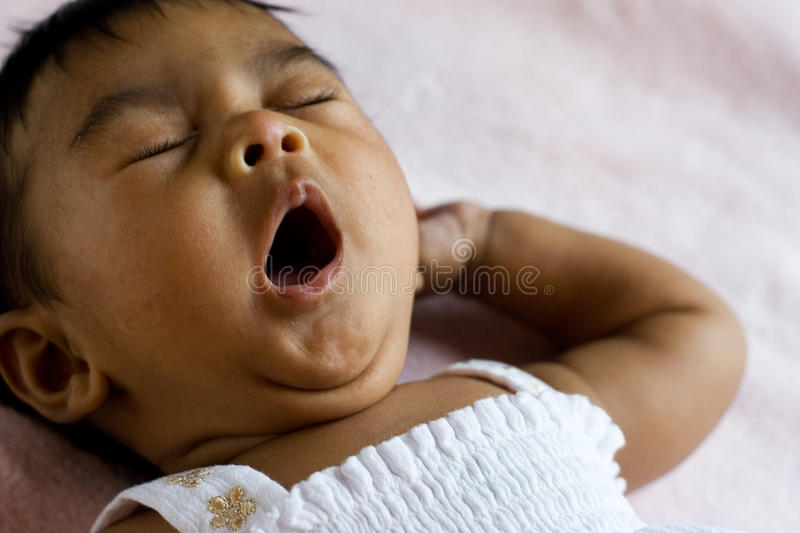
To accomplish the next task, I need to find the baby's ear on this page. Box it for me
[0,306,108,424]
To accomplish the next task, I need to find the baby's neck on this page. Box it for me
[157,434,278,475]
[155,375,512,490]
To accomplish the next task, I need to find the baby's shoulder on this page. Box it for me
[338,372,514,438]
[386,373,515,423]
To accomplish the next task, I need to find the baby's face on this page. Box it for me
[18,1,418,462]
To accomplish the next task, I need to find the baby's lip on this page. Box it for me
[256,180,343,303]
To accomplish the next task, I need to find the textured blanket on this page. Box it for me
[1,1,798,532]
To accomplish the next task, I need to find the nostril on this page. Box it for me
[244,144,264,167]
[281,132,303,153]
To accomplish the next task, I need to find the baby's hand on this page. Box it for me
[415,201,490,296]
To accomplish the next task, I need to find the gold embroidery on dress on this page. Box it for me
[207,485,257,531]
[166,468,213,488]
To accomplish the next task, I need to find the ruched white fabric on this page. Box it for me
[91,359,745,533]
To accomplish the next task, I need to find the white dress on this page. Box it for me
[91,359,746,533]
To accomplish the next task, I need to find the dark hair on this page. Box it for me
[0,0,290,467]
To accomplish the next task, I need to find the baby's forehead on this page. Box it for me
[20,1,303,155]
[64,1,294,74]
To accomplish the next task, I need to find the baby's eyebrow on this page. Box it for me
[70,85,177,149]
[69,42,340,150]
[249,42,341,81]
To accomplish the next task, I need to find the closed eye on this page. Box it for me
[131,134,195,164]
[277,89,339,111]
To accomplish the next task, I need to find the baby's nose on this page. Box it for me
[226,110,308,178]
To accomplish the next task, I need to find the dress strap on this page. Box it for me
[91,464,287,532]
[436,359,554,396]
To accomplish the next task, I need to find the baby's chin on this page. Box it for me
[285,345,380,391]
[288,312,410,392]
[260,325,410,430]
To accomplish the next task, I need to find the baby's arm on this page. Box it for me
[417,202,746,492]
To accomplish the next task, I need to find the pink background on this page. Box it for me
[1,1,799,531]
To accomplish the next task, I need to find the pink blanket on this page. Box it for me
[2,1,798,531]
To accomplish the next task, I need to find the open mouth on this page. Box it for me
[265,204,339,288]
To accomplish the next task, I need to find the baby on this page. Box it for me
[0,1,746,532]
